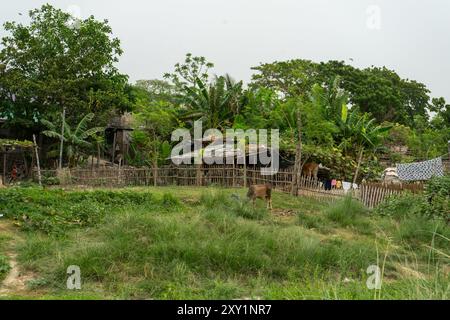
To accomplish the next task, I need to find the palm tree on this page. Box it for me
[42,113,104,167]
[181,75,243,129]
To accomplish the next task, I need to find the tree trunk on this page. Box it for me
[291,110,303,196]
[353,146,364,185]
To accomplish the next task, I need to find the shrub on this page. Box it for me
[424,175,450,219]
[375,176,450,220]
[374,193,426,220]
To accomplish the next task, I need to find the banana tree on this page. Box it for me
[42,113,104,167]
[339,105,391,183]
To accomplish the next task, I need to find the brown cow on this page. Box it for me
[247,184,273,209]
[302,162,319,180]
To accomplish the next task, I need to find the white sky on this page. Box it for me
[1,0,450,101]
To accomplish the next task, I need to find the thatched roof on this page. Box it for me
[0,139,33,152]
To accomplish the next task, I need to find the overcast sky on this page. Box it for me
[1,0,449,101]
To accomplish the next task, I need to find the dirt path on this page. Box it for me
[0,220,37,297]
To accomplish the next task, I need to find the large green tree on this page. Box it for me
[0,4,130,129]
[251,59,433,126]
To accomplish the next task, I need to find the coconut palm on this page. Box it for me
[42,113,104,167]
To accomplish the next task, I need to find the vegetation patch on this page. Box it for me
[0,254,10,282]
[3,187,446,299]
[0,187,180,235]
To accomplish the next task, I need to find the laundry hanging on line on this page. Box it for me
[397,157,444,182]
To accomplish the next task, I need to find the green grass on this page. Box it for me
[0,254,10,282]
[1,186,448,299]
[0,234,11,282]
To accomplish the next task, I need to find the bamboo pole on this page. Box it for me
[33,134,42,187]
[59,107,66,170]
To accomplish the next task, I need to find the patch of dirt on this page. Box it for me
[0,253,37,295]
[272,209,296,217]
[0,220,38,297]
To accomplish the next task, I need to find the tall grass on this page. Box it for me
[0,254,10,282]
[200,191,268,220]
[8,187,449,299]
[17,204,376,298]
[324,196,372,233]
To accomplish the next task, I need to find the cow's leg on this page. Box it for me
[266,197,272,210]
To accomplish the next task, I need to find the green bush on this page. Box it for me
[375,175,450,220]
[424,176,450,219]
[375,193,426,220]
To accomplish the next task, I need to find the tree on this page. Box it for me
[134,79,178,105]
[0,4,130,129]
[251,59,318,97]
[337,106,391,183]
[180,75,243,130]
[164,53,214,91]
[131,102,177,185]
[251,59,432,126]
[233,87,280,130]
[430,97,450,128]
[42,113,104,167]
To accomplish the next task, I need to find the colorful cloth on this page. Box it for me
[397,157,444,182]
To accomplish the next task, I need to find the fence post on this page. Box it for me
[232,162,236,187]
[243,161,247,188]
[196,164,202,186]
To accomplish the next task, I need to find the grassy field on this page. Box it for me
[0,186,448,300]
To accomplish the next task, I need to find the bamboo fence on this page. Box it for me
[33,165,425,208]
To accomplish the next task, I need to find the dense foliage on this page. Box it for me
[375,175,450,220]
[0,187,161,235]
[0,4,131,130]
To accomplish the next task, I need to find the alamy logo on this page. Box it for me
[67,265,81,290]
[171,121,280,175]
[366,265,382,290]
[366,5,381,30]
